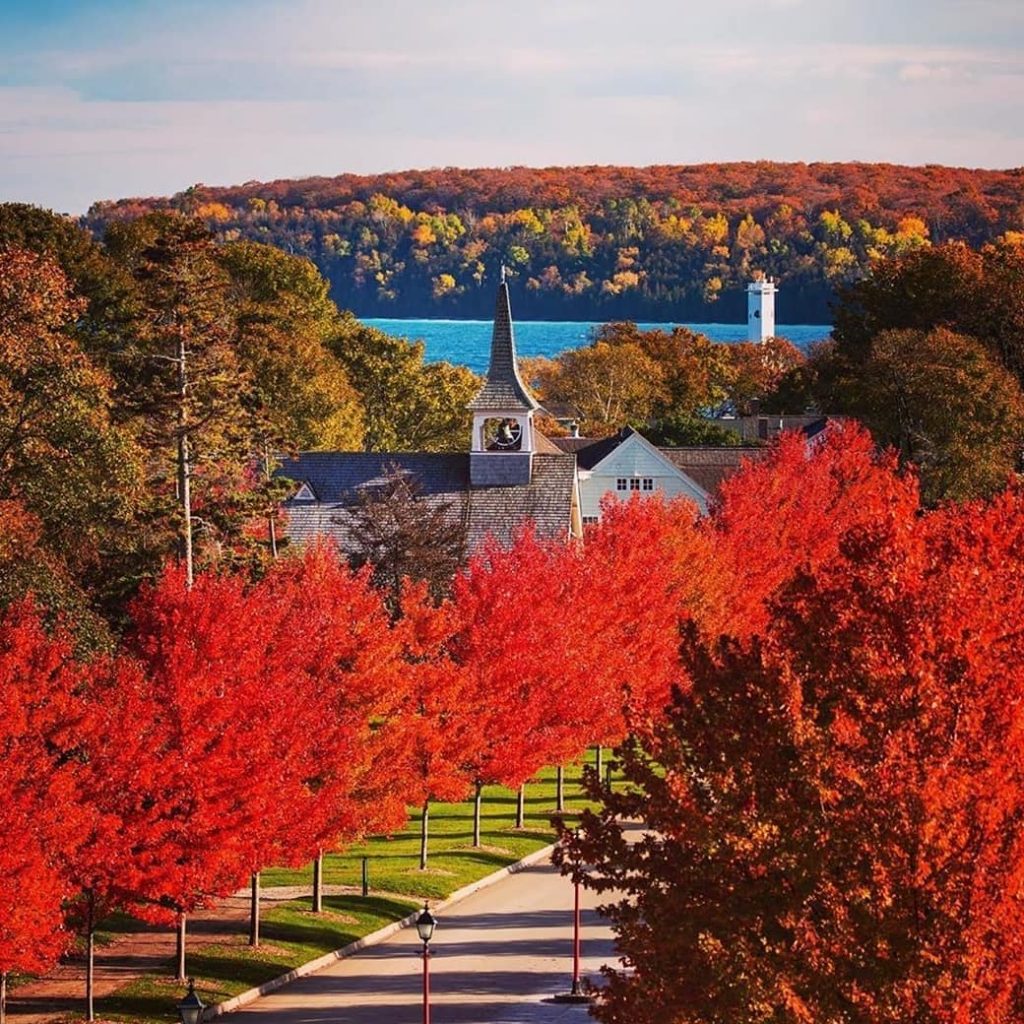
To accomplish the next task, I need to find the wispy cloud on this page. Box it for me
[1,0,1021,212]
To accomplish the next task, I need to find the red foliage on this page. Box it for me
[566,479,1024,1024]
[108,163,1024,232]
[390,583,483,809]
[582,496,714,727]
[258,545,409,853]
[121,566,319,919]
[453,530,599,788]
[58,652,158,939]
[706,421,920,637]
[0,603,83,975]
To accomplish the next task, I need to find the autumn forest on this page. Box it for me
[85,162,1024,321]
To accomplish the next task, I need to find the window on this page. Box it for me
[642,478,654,491]
[616,478,628,491]
[630,478,641,491]
[582,515,599,526]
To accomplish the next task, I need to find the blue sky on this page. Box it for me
[1,0,1022,213]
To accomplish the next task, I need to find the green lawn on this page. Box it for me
[91,758,609,1024]
[262,763,594,899]
[96,895,415,1024]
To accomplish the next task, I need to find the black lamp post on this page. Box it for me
[176,978,205,1024]
[416,903,437,1024]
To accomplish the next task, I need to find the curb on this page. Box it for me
[204,842,556,1019]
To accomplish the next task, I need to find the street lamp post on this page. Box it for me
[175,978,205,1024]
[571,869,583,997]
[553,834,594,1004]
[416,903,437,1024]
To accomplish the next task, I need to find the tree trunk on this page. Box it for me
[177,335,194,589]
[85,890,96,1022]
[264,443,279,560]
[1,971,7,1024]
[311,849,323,913]
[248,872,260,947]
[556,765,565,812]
[515,783,525,829]
[595,744,603,779]
[419,800,430,870]
[175,913,187,983]
[472,781,482,847]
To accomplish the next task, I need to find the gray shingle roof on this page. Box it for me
[467,454,576,550]
[277,451,575,555]
[467,282,539,413]
[659,446,765,493]
[549,433,624,470]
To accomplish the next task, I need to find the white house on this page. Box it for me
[552,428,762,522]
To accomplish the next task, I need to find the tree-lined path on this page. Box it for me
[231,855,617,1024]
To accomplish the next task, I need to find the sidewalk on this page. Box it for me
[227,856,617,1024]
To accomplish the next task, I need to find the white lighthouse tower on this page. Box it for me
[747,277,778,343]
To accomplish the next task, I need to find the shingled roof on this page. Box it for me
[550,429,765,495]
[549,433,624,470]
[659,447,765,494]
[467,281,539,413]
[278,450,576,554]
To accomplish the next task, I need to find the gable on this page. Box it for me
[587,432,709,503]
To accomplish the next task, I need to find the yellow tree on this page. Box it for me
[219,241,364,451]
[535,341,666,435]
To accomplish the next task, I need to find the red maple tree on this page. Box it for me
[705,420,920,637]
[0,603,84,1015]
[391,582,484,868]
[258,545,409,903]
[121,565,314,974]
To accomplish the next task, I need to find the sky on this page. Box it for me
[1,0,1022,214]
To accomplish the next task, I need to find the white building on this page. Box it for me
[747,277,778,343]
[552,428,762,522]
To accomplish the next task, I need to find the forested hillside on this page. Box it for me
[84,163,1024,321]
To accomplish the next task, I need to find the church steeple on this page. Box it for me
[468,274,539,414]
[468,274,537,487]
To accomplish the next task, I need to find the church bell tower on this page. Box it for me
[468,274,538,487]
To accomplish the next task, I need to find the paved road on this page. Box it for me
[229,857,618,1024]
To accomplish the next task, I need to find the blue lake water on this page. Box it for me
[365,319,833,374]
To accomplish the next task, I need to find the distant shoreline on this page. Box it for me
[364,318,833,374]
[361,316,835,328]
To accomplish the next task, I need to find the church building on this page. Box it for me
[278,279,583,555]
